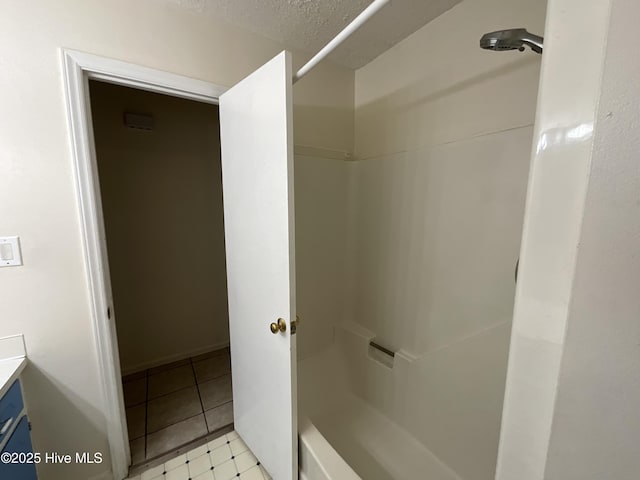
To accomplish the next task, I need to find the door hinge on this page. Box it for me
[107,307,111,319]
[291,315,300,334]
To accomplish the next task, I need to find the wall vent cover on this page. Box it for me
[124,112,154,131]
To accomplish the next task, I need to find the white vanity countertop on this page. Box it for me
[0,357,27,398]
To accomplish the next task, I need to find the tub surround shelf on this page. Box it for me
[340,322,418,365]
[369,341,395,358]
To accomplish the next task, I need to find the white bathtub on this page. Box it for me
[298,325,464,480]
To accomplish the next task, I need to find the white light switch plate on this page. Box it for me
[0,236,22,267]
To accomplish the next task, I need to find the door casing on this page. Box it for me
[62,49,227,479]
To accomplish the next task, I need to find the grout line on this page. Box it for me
[196,370,232,387]
[145,381,198,403]
[191,356,208,432]
[203,399,233,413]
[147,411,205,435]
[355,122,535,162]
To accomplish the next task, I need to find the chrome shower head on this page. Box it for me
[480,28,543,54]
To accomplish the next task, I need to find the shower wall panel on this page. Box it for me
[294,156,349,360]
[346,0,548,477]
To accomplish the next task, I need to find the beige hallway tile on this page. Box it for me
[129,437,145,465]
[148,364,196,399]
[193,354,231,383]
[198,374,232,410]
[122,370,146,383]
[147,386,202,433]
[126,403,146,440]
[204,401,233,433]
[146,414,207,459]
[123,378,147,407]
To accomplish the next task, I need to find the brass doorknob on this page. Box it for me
[270,318,287,334]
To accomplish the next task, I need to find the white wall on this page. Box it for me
[90,81,229,374]
[346,0,546,479]
[494,0,613,478]
[543,2,640,471]
[500,0,640,478]
[0,2,353,478]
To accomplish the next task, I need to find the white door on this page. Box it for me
[219,51,297,480]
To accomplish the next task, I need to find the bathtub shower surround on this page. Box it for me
[297,0,547,479]
[299,322,511,480]
[299,334,462,480]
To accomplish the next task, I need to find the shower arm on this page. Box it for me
[521,33,544,54]
[293,0,391,84]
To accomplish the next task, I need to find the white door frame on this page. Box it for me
[61,49,227,480]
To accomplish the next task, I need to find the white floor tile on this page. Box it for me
[188,452,213,477]
[240,465,264,480]
[194,471,215,480]
[140,464,164,480]
[208,435,227,451]
[213,458,237,480]
[164,453,187,472]
[165,463,189,480]
[235,450,258,473]
[259,465,272,480]
[134,431,270,480]
[210,443,233,466]
[229,437,248,455]
[187,443,210,460]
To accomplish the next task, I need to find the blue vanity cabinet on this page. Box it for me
[0,379,23,446]
[0,379,37,480]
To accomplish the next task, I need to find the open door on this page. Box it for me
[219,51,297,480]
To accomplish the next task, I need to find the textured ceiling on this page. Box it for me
[165,0,462,69]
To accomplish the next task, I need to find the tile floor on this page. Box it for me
[123,347,234,464]
[127,431,272,480]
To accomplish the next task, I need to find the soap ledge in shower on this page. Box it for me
[368,340,394,368]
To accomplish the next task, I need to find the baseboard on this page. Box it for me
[121,340,230,376]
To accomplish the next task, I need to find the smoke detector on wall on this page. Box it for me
[124,112,154,131]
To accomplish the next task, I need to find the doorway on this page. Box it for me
[64,50,297,480]
[88,80,234,468]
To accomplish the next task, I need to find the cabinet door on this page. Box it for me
[0,416,37,479]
